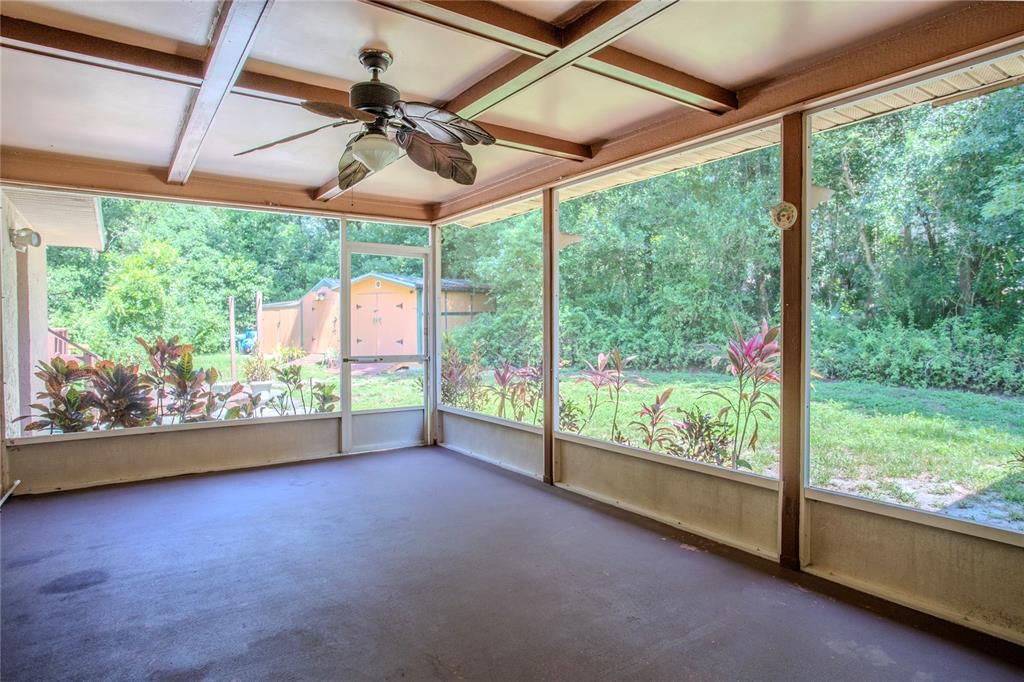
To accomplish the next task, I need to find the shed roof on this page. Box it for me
[350,272,490,293]
[264,272,489,308]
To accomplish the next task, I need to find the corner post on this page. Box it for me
[542,188,559,485]
[780,112,809,569]
[339,217,352,454]
[428,222,443,446]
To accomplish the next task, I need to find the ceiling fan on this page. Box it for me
[236,49,496,194]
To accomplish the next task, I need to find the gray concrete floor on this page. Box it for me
[2,446,1022,681]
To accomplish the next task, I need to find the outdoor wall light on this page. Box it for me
[8,227,41,252]
[351,132,401,172]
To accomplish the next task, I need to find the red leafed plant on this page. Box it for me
[701,320,780,469]
[17,357,98,434]
[576,348,649,442]
[630,387,676,450]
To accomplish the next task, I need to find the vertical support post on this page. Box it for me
[254,291,263,354]
[429,223,443,445]
[542,188,559,485]
[0,234,9,487]
[16,250,31,423]
[339,218,352,453]
[228,295,237,382]
[780,112,808,570]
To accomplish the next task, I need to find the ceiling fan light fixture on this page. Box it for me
[351,132,400,172]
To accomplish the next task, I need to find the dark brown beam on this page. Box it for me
[363,0,736,113]
[446,0,679,119]
[582,48,737,113]
[362,0,561,56]
[483,124,591,161]
[0,16,203,86]
[446,0,675,118]
[167,0,274,184]
[0,16,587,164]
[0,146,434,223]
[779,112,805,570]
[436,2,1024,224]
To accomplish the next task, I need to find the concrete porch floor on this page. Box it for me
[2,446,1022,680]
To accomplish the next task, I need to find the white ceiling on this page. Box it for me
[0,0,964,207]
[0,48,192,167]
[247,1,520,103]
[615,1,956,89]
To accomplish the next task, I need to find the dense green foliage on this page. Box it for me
[49,201,342,359]
[809,85,1023,393]
[443,86,1023,394]
[47,86,1022,395]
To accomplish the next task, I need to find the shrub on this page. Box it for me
[811,314,1024,395]
[242,352,275,382]
[276,345,306,363]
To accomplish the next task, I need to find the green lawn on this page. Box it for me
[193,352,422,412]
[444,369,1024,531]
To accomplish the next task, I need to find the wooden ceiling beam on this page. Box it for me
[0,146,434,223]
[446,0,680,119]
[0,16,203,86]
[435,3,1024,224]
[361,0,561,56]
[0,15,588,165]
[166,0,274,185]
[362,0,736,113]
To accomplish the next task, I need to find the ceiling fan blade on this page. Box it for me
[397,130,478,185]
[234,121,355,157]
[394,101,495,146]
[301,101,376,122]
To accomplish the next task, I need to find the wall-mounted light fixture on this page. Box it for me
[8,227,41,252]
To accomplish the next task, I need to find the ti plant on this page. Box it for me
[701,320,780,469]
[512,364,543,425]
[91,361,156,429]
[310,380,340,413]
[489,364,516,419]
[630,388,676,450]
[440,340,485,411]
[163,351,208,423]
[576,349,648,443]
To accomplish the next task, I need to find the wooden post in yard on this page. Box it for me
[779,112,808,570]
[255,291,263,354]
[228,295,237,383]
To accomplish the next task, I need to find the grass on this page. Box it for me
[193,352,422,412]
[446,369,1024,531]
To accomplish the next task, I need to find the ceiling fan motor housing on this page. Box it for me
[351,80,400,117]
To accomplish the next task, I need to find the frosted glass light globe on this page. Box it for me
[351,132,400,172]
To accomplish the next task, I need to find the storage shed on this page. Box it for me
[258,273,492,357]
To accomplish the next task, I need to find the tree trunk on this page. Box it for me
[841,150,880,277]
